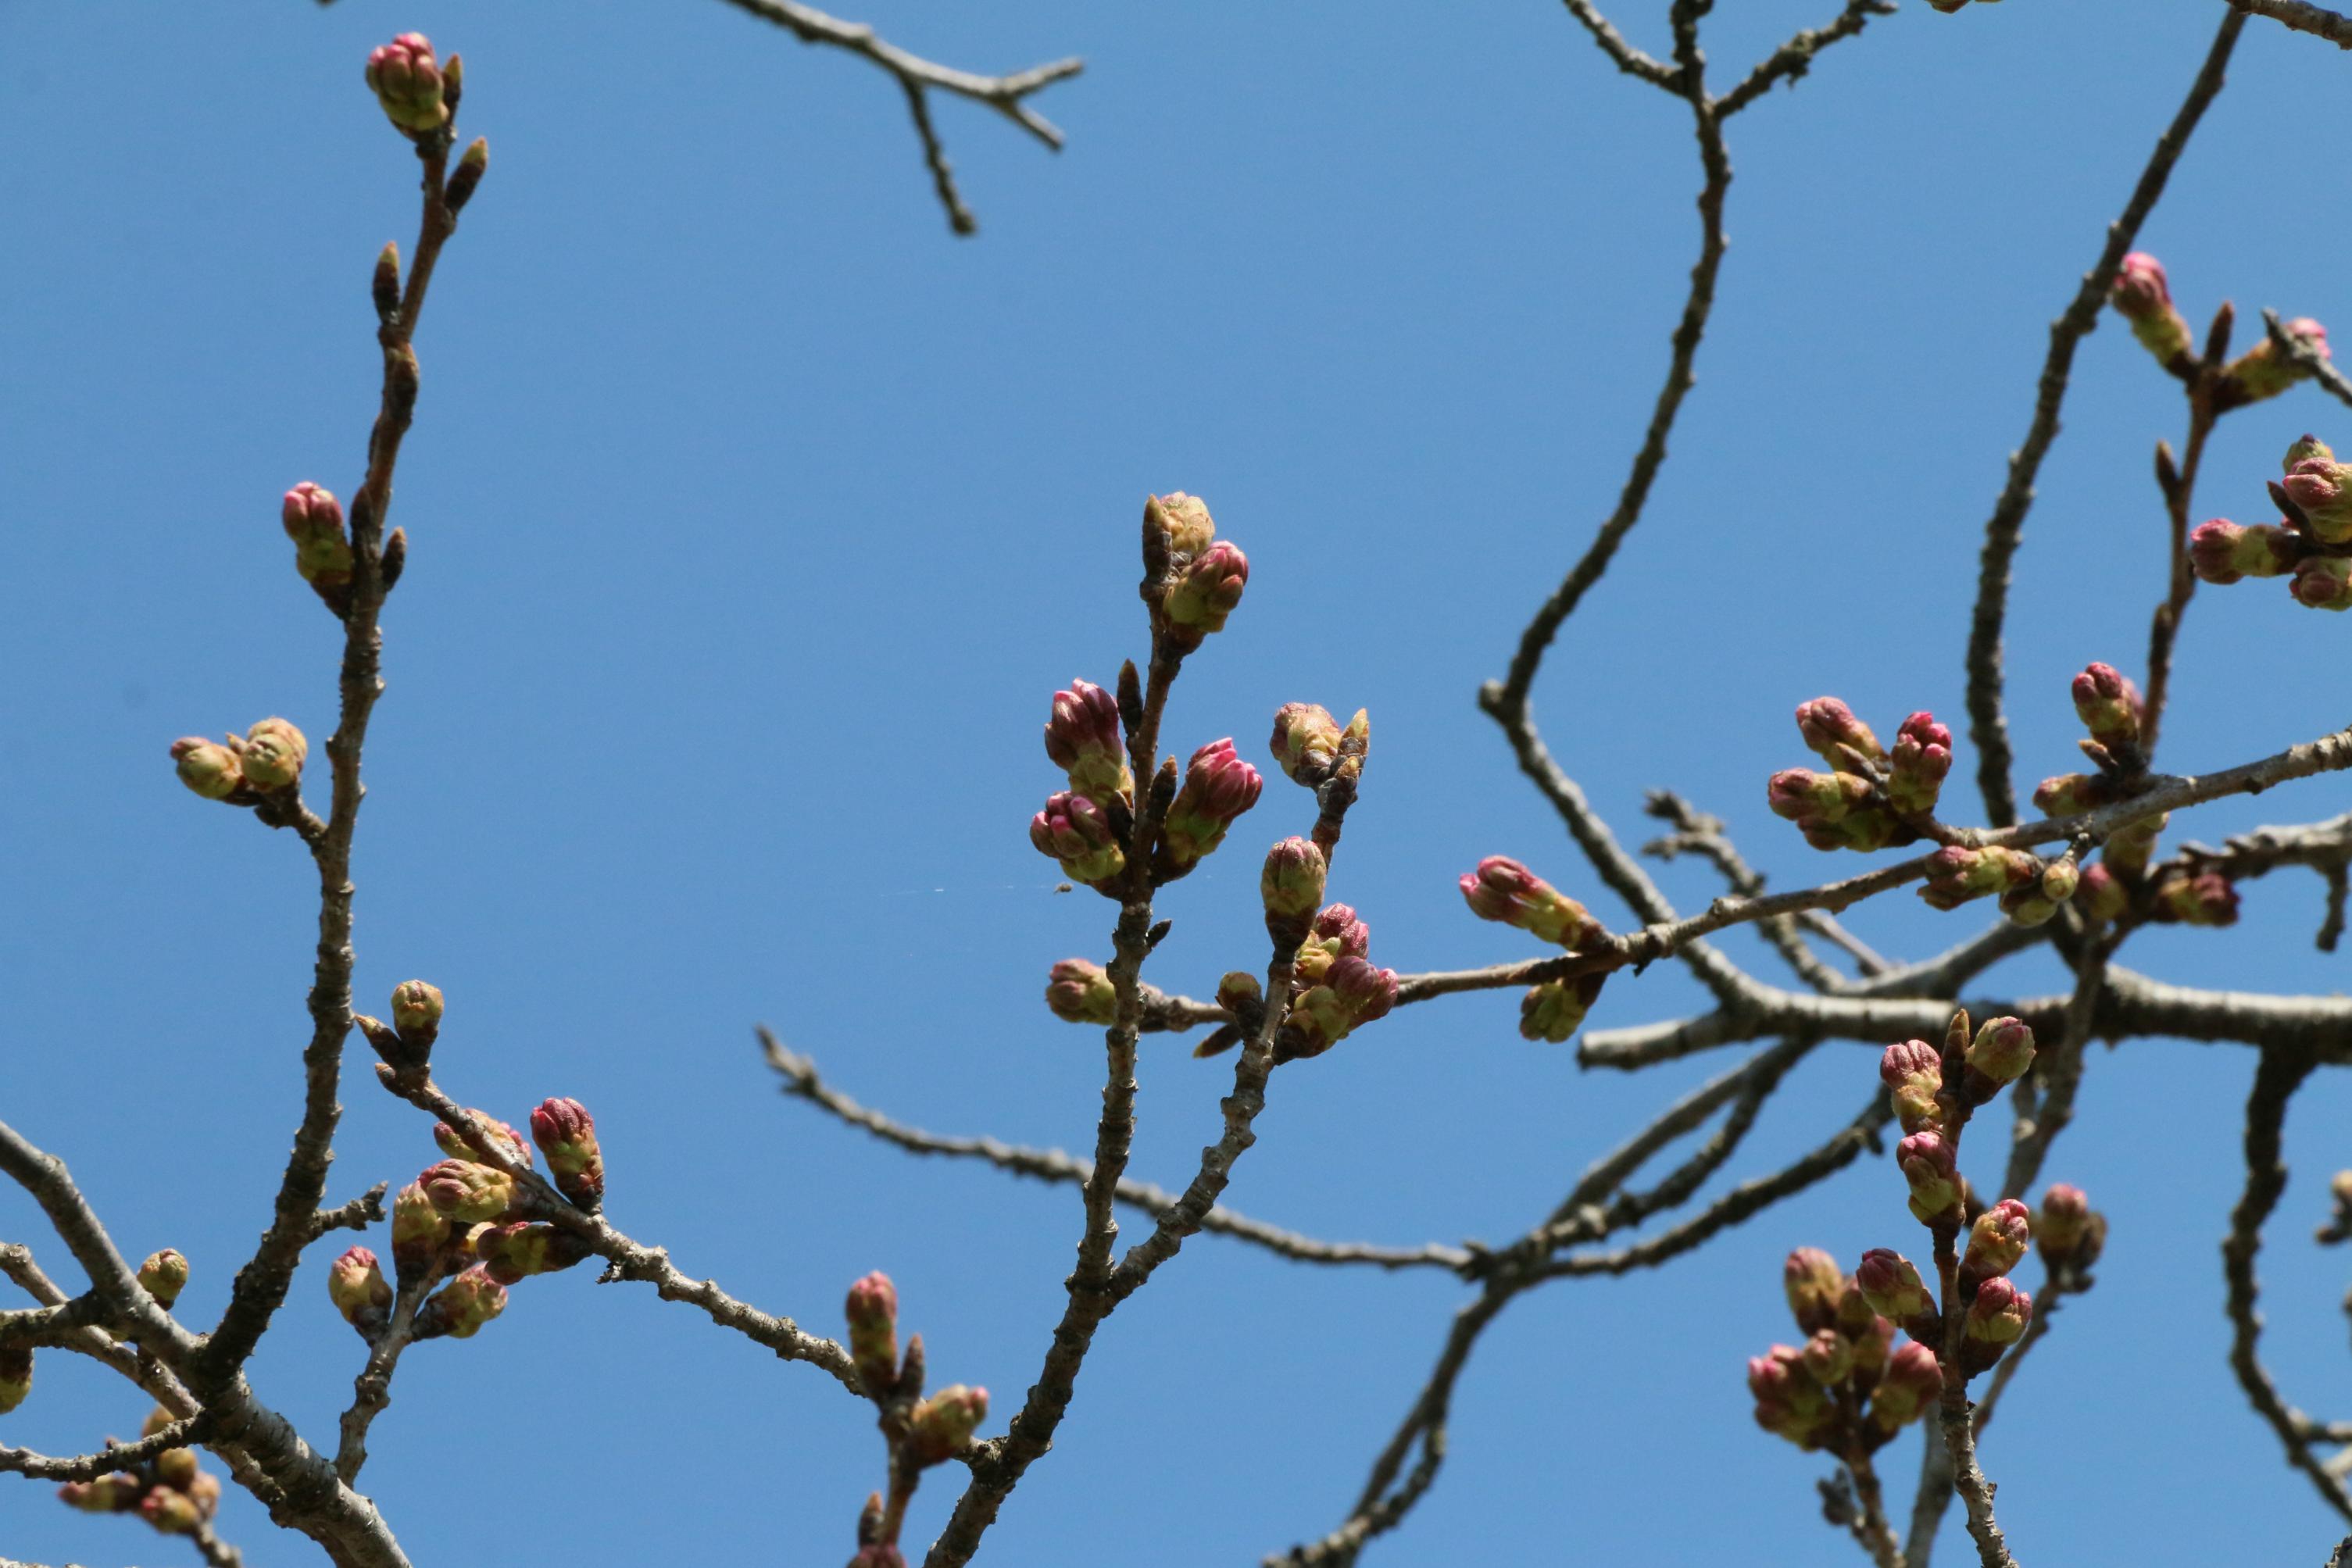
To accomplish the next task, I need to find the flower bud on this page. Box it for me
[184,1469,222,1520]
[472,1221,591,1285]
[1886,713,1952,815]
[414,1264,506,1340]
[2111,252,2191,365]
[1855,1248,1933,1321]
[1162,541,1249,649]
[1961,1199,2033,1288]
[2225,317,2329,405]
[1964,1276,2032,1346]
[1045,959,1117,1024]
[2104,811,2168,877]
[1795,698,1884,771]
[2283,456,2352,547]
[1878,1041,1943,1134]
[141,1486,202,1535]
[1918,845,2039,911]
[390,979,444,1048]
[845,1271,899,1395]
[1783,1247,1844,1335]
[239,717,308,790]
[154,1443,198,1491]
[2075,862,2128,923]
[1965,1016,2036,1088]
[366,32,450,134]
[1285,958,1399,1059]
[1801,1327,1853,1388]
[282,482,354,591]
[2071,663,2142,757]
[907,1384,988,1466]
[2036,1182,2107,1273]
[1044,680,1131,801]
[1518,972,1606,1045]
[2152,868,2241,926]
[171,737,245,800]
[137,1248,188,1310]
[434,1111,531,1169]
[1868,1341,1945,1434]
[328,1245,393,1325]
[2189,519,2302,584]
[1746,1345,1832,1448]
[420,1159,519,1223]
[2032,773,2119,816]
[1293,903,1370,985]
[0,1345,28,1414]
[530,1098,606,1206]
[445,135,489,213]
[1144,491,1216,560]
[1270,702,1345,788]
[60,1472,146,1513]
[2292,553,2352,611]
[1261,837,1329,922]
[1030,791,1125,887]
[1766,768,1875,827]
[1896,1130,1963,1225]
[1457,856,1603,948]
[1160,738,1264,870]
[390,1181,450,1281]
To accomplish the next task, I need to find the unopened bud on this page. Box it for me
[1285,958,1399,1059]
[365,32,450,134]
[1886,712,1952,815]
[1855,1248,1933,1320]
[2032,773,2119,816]
[1795,698,1885,772]
[1045,959,1117,1024]
[445,136,489,213]
[414,1264,506,1340]
[1783,1246,1844,1335]
[2225,317,2329,405]
[1457,856,1603,948]
[907,1384,988,1466]
[1144,491,1216,561]
[171,737,245,800]
[2076,862,2128,923]
[1293,902,1370,985]
[1965,1016,2036,1088]
[1030,791,1124,887]
[2292,553,2352,611]
[1896,1129,1962,1225]
[137,1248,189,1310]
[420,1159,519,1223]
[390,1181,451,1281]
[1878,1041,1943,1134]
[373,243,402,320]
[1868,1341,1944,1434]
[1162,541,1249,650]
[282,481,355,594]
[2152,868,2241,926]
[434,1111,531,1169]
[60,1472,146,1513]
[1800,1327,1853,1388]
[2283,455,2352,547]
[1919,845,2039,911]
[1518,972,1605,1045]
[1964,1276,2032,1347]
[530,1097,606,1206]
[2189,519,2302,584]
[2037,1182,2107,1271]
[328,1245,393,1326]
[238,717,308,790]
[2071,663,2143,757]
[1261,837,1328,923]
[184,1470,221,1521]
[1044,680,1131,801]
[2111,252,2191,365]
[1270,702,1344,787]
[1746,1345,1832,1448]
[154,1443,198,1491]
[141,1487,202,1535]
[1159,738,1264,870]
[845,1271,899,1395]
[472,1221,590,1285]
[1961,1199,2033,1288]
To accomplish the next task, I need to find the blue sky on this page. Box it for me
[6,2,2352,1563]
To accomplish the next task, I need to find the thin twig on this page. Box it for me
[2229,0,2352,47]
[1714,0,1897,116]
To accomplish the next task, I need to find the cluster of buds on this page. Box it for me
[282,481,356,613]
[839,1273,990,1566]
[1457,855,1610,1045]
[2193,436,2352,612]
[56,1406,222,1538]
[366,32,456,136]
[1269,702,1370,791]
[170,717,309,803]
[1746,1248,1940,1453]
[1158,738,1265,875]
[1142,492,1249,655]
[1882,1016,2036,1136]
[2111,252,2329,403]
[1264,852,1396,1059]
[1767,699,1950,852]
[1918,844,2077,927]
[1030,678,1265,892]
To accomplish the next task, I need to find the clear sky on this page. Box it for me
[7,2,2352,1565]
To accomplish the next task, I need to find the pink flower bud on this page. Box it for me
[472,1221,591,1285]
[141,1487,202,1535]
[1283,958,1399,1059]
[1029,791,1125,887]
[2032,773,2120,816]
[1765,767,1876,828]
[1886,712,1951,815]
[414,1264,506,1340]
[1144,491,1217,559]
[0,1345,28,1414]
[420,1159,520,1223]
[1965,1016,2036,1088]
[1964,1276,2032,1346]
[1045,959,1117,1024]
[365,32,450,134]
[171,737,245,800]
[2071,663,2143,756]
[1261,837,1329,921]
[1961,1199,2033,1288]
[1783,1247,1844,1335]
[2076,862,2128,923]
[2037,1183,2107,1270]
[1457,856,1603,948]
[1270,702,1346,787]
[2282,457,2352,547]
[1855,1248,1933,1320]
[60,1472,146,1513]
[1517,972,1605,1045]
[1746,1344,1832,1448]
[328,1246,393,1326]
[1896,1130,1962,1225]
[907,1384,988,1466]
[1293,902,1370,985]
[282,481,355,592]
[2293,553,2352,611]
[845,1271,899,1395]
[1795,697,1885,771]
[390,1181,451,1281]
[1162,541,1249,649]
[2189,519,2303,584]
[1160,738,1264,870]
[530,1098,606,1206]
[434,1111,532,1170]
[136,1248,188,1310]
[2111,252,2191,364]
[1919,845,2039,911]
[1044,680,1131,802]
[2225,317,2329,405]
[2152,869,2240,926]
[235,716,308,791]
[1868,1341,1945,1434]
[1878,1041,1943,1134]
[154,1443,198,1491]
[1801,1327,1853,1387]
[390,979,445,1047]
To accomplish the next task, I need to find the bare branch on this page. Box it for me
[2263,308,2352,408]
[1556,0,1679,89]
[2229,0,2352,47]
[0,1414,208,1481]
[1714,0,1898,116]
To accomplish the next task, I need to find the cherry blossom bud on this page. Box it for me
[2076,862,2128,923]
[1746,1345,1832,1448]
[142,1487,202,1534]
[1457,856,1603,948]
[236,717,307,791]
[328,1246,392,1326]
[184,1470,221,1520]
[366,32,450,134]
[2032,773,2120,816]
[171,737,245,800]
[2151,868,2239,927]
[2292,553,2352,611]
[1878,1041,1943,1134]
[2071,663,2143,759]
[390,1182,450,1281]
[1144,491,1217,560]
[389,980,444,1049]
[1783,1247,1844,1335]
[1855,1248,1933,1321]
[2189,519,2302,584]
[2038,1183,2108,1272]
[1896,1130,1962,1225]
[414,1265,506,1340]
[907,1384,989,1466]
[2225,318,2329,405]
[1261,837,1328,923]
[137,1248,188,1310]
[1044,680,1131,801]
[435,1111,531,1169]
[530,1098,606,1206]
[845,1271,899,1395]
[1961,1199,2033,1288]
[2104,811,2168,877]
[60,1473,145,1513]
[473,1222,591,1285]
[1045,959,1117,1024]
[1160,738,1264,870]
[0,1345,28,1414]
[1801,1327,1853,1387]
[445,136,489,213]
[1216,970,1262,1013]
[1286,958,1399,1059]
[1030,791,1124,887]
[1518,973,1605,1045]
[1868,1341,1944,1434]
[1270,702,1345,788]
[420,1159,519,1223]
[2111,252,2191,365]
[2283,455,2352,547]
[1294,903,1370,985]
[1919,845,2039,911]
[282,481,355,593]
[1162,541,1249,650]
[154,1443,198,1491]
[1794,698,1885,772]
[1964,1276,2032,1346]
[1886,713,1952,815]
[1965,1016,2036,1089]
